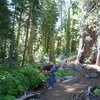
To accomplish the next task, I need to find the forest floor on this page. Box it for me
[40,65,100,100]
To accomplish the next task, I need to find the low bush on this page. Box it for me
[56,69,75,78]
[0,95,16,100]
[56,70,68,77]
[93,88,100,95]
[0,65,46,100]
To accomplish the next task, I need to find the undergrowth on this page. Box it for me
[0,63,47,100]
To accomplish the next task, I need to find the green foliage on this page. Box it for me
[0,95,16,100]
[0,0,12,39]
[56,57,61,63]
[19,67,46,88]
[96,84,100,87]
[0,71,28,96]
[65,51,77,57]
[26,54,35,64]
[32,62,50,68]
[0,65,46,99]
[56,69,76,78]
[41,0,59,53]
[93,88,100,95]
[69,51,77,57]
[56,70,68,77]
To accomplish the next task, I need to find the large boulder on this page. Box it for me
[75,61,84,71]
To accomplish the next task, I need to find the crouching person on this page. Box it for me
[38,64,58,89]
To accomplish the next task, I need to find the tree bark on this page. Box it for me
[15,12,22,58]
[0,39,7,61]
[76,26,97,63]
[66,7,71,55]
[49,36,55,63]
[8,6,16,67]
[27,24,35,55]
[76,29,85,63]
[96,45,100,66]
[26,24,35,63]
[22,16,30,66]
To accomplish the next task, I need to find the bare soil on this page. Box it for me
[41,78,100,100]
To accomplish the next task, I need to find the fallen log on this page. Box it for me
[16,92,41,100]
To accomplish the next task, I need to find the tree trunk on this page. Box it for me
[70,10,76,53]
[8,39,15,67]
[56,37,61,55]
[60,0,63,31]
[66,7,71,55]
[76,26,97,63]
[0,39,7,61]
[22,16,30,66]
[27,24,35,55]
[96,45,100,66]
[15,12,22,58]
[8,6,16,67]
[22,2,33,66]
[2,40,7,60]
[26,24,35,64]
[76,28,86,63]
[42,32,49,53]
[49,36,55,64]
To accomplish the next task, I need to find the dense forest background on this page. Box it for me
[0,0,100,66]
[0,0,100,100]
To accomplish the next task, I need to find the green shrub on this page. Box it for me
[96,84,100,87]
[26,54,35,64]
[93,88,100,95]
[0,65,46,99]
[19,67,46,88]
[0,71,29,96]
[68,71,76,76]
[56,70,68,77]
[56,69,75,78]
[69,52,77,57]
[0,95,16,100]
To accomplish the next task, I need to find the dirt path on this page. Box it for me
[41,77,100,100]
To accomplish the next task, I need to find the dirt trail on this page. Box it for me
[40,65,100,100]
[41,77,100,100]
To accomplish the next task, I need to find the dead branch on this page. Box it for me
[16,92,41,100]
